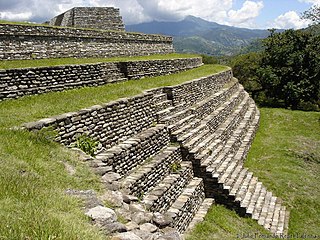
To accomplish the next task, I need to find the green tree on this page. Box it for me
[302,4,320,25]
[258,29,320,110]
[229,52,263,100]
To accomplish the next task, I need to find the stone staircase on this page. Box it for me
[153,77,289,236]
[102,62,128,83]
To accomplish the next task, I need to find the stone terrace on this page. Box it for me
[23,69,289,238]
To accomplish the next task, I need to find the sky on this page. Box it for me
[0,0,319,29]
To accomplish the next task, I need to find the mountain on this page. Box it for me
[126,16,270,56]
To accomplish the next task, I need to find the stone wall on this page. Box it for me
[164,69,233,107]
[23,92,157,149]
[124,58,203,79]
[0,23,174,60]
[49,7,125,32]
[22,70,228,148]
[0,58,202,100]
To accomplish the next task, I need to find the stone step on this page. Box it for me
[259,195,277,228]
[192,80,240,120]
[184,127,211,152]
[160,108,192,126]
[153,93,169,103]
[177,123,208,145]
[252,187,268,220]
[236,176,258,205]
[204,87,246,132]
[270,201,282,233]
[166,178,205,233]
[193,96,253,170]
[154,100,173,112]
[169,115,199,137]
[157,106,176,121]
[120,146,183,198]
[142,161,194,213]
[245,181,263,212]
[185,198,215,233]
[95,124,170,176]
[229,169,251,197]
[206,105,259,181]
[277,206,289,235]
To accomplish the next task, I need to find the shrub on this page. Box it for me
[75,134,99,157]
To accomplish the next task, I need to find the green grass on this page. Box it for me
[0,64,227,239]
[186,205,270,240]
[0,53,200,69]
[246,108,320,237]
[187,108,320,240]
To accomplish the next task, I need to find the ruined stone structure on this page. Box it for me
[0,24,173,60]
[23,69,289,237]
[0,57,202,100]
[49,7,125,31]
[2,8,289,238]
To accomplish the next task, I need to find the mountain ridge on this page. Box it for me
[126,16,270,56]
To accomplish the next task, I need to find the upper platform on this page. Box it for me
[49,7,125,32]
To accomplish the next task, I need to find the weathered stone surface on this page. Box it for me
[132,229,156,240]
[152,213,173,228]
[85,206,117,223]
[125,221,139,231]
[0,23,173,62]
[131,212,153,225]
[112,232,142,240]
[49,7,125,31]
[0,55,201,100]
[102,172,122,183]
[123,194,139,204]
[130,204,145,213]
[159,227,181,240]
[65,189,102,209]
[102,222,127,234]
[115,208,132,222]
[101,191,123,207]
[139,223,158,233]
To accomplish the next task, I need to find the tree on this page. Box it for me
[229,52,263,100]
[258,29,320,110]
[302,4,320,25]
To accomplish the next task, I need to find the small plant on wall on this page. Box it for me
[75,134,99,157]
[170,162,182,173]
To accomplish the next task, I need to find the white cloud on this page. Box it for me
[0,0,264,28]
[298,0,320,5]
[272,11,312,29]
[227,0,264,27]
[0,11,32,21]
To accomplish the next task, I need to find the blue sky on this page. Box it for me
[0,0,318,29]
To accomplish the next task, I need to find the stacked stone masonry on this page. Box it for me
[0,23,174,60]
[0,57,202,100]
[23,69,289,237]
[49,7,125,31]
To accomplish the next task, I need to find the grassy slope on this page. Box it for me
[0,53,199,69]
[246,108,320,236]
[187,108,320,240]
[0,65,227,239]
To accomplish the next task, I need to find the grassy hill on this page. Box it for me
[0,60,319,239]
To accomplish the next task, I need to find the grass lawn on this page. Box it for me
[186,108,320,240]
[0,64,227,239]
